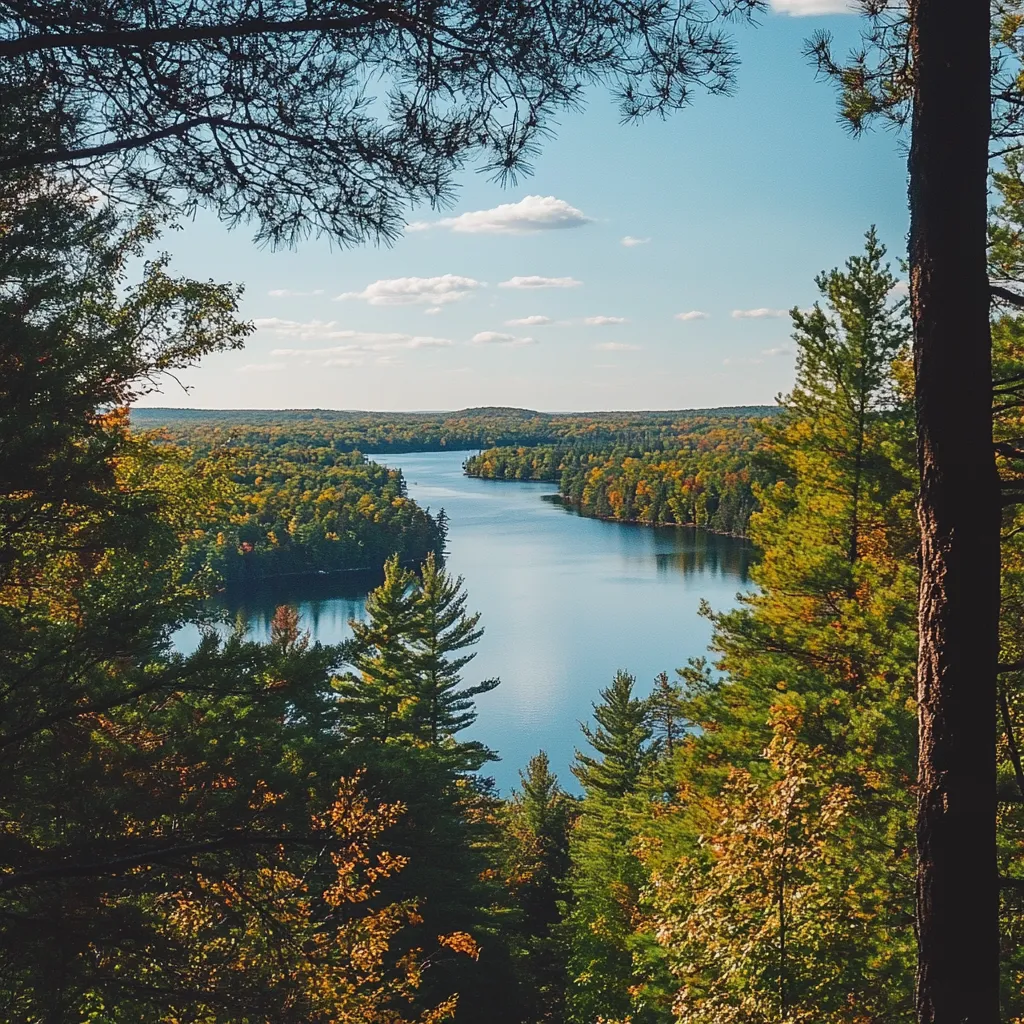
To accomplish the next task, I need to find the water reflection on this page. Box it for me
[652,533,753,580]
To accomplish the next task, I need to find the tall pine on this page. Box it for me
[565,671,656,1023]
[410,552,499,768]
[633,233,919,1021]
[335,554,419,743]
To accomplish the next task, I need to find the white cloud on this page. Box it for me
[239,362,287,373]
[268,288,325,297]
[256,318,453,353]
[424,306,443,315]
[732,307,790,319]
[338,274,482,306]
[408,195,592,234]
[585,315,628,326]
[506,315,554,327]
[890,280,910,297]
[620,236,650,247]
[762,345,795,357]
[675,310,710,322]
[770,0,854,14]
[596,342,641,352]
[472,331,537,347]
[499,275,582,290]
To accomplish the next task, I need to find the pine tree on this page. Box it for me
[781,226,908,585]
[647,671,687,761]
[565,672,656,1023]
[499,752,577,1023]
[572,670,655,798]
[631,234,919,1021]
[335,554,419,743]
[409,552,499,769]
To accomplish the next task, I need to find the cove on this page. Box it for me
[180,449,754,792]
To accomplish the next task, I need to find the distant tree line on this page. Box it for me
[133,406,777,455]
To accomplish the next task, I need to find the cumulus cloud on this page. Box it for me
[584,315,628,326]
[732,307,789,319]
[499,275,582,290]
[762,345,795,357]
[596,342,641,352]
[338,274,482,305]
[471,331,536,347]
[424,306,443,315]
[506,315,554,326]
[675,310,710,322]
[890,280,910,298]
[239,362,287,373]
[407,195,592,234]
[268,288,325,297]
[770,0,853,13]
[620,236,650,247]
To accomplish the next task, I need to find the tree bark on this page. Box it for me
[910,1,1000,1021]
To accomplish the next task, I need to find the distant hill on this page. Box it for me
[131,405,779,456]
[131,405,777,427]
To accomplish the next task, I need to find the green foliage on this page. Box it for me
[647,708,913,1024]
[335,554,421,743]
[0,181,474,1023]
[572,671,657,799]
[336,552,499,767]
[171,441,445,585]
[410,553,500,767]
[134,405,776,453]
[630,231,919,1021]
[465,412,768,535]
[498,753,578,1023]
[565,672,658,1024]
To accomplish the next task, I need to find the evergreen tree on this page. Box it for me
[813,9,1002,1011]
[647,671,687,761]
[410,552,499,768]
[572,670,656,798]
[781,226,908,583]
[335,554,419,743]
[631,234,919,1021]
[0,178,480,1022]
[565,672,657,1023]
[499,752,577,1023]
[333,554,516,1022]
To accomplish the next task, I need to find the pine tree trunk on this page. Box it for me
[910,1,1000,1020]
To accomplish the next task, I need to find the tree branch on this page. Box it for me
[999,683,1024,802]
[0,832,302,893]
[0,11,399,59]
[0,119,208,173]
[991,283,1024,308]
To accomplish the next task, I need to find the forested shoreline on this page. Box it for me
[138,408,770,557]
[132,405,775,454]
[149,435,445,586]
[463,414,764,537]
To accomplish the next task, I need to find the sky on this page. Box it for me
[140,0,910,413]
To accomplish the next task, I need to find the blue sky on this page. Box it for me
[142,0,909,413]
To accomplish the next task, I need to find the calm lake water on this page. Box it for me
[179,450,754,792]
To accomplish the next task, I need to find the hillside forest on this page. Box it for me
[10,162,1024,1022]
[3,0,1023,1019]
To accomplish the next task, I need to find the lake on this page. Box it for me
[180,450,754,792]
